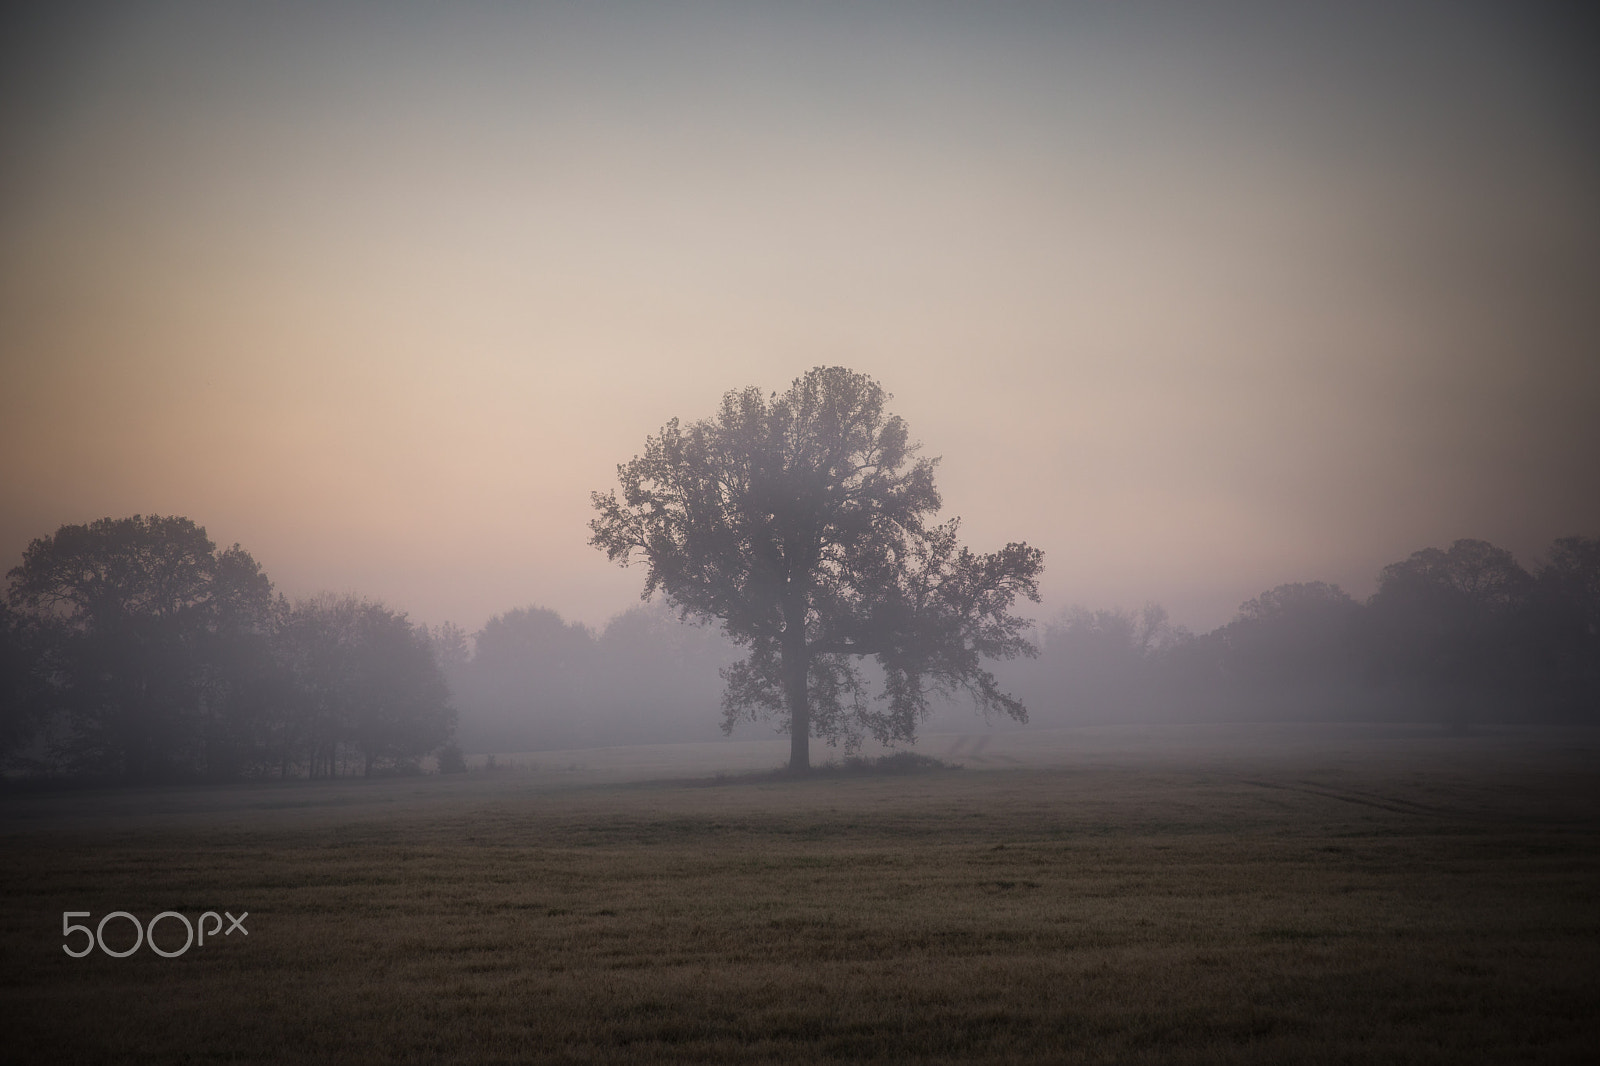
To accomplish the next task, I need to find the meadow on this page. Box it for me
[2,724,1596,1063]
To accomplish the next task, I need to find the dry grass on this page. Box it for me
[1,725,1597,1063]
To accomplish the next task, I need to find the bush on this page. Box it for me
[436,742,468,774]
[833,752,958,775]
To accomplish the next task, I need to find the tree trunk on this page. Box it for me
[786,667,809,772]
[784,629,810,773]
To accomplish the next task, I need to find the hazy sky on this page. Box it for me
[3,1,1597,634]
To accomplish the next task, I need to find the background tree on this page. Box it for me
[443,601,740,753]
[455,606,598,752]
[1217,582,1364,718]
[190,547,281,777]
[423,621,471,678]
[1529,535,1600,718]
[274,595,454,777]
[592,604,739,743]
[1361,539,1533,729]
[6,515,274,781]
[346,602,454,775]
[5,516,458,781]
[1012,605,1172,723]
[591,366,1043,771]
[0,599,50,763]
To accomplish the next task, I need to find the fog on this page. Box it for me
[3,3,1599,774]
[3,1,1597,642]
[446,602,742,754]
[436,530,1595,757]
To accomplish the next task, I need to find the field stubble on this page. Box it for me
[1,724,1596,1063]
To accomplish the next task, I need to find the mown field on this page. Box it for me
[1,725,1597,1064]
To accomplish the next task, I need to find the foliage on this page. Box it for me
[1219,582,1363,709]
[1361,539,1534,726]
[0,599,50,760]
[422,621,471,675]
[1529,536,1600,715]
[1009,538,1597,729]
[5,515,274,780]
[435,740,468,774]
[3,515,457,781]
[6,506,1595,779]
[275,595,455,778]
[465,606,596,746]
[1009,603,1180,722]
[445,602,739,753]
[591,367,1043,769]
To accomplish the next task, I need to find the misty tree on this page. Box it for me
[0,599,50,762]
[1529,536,1600,717]
[1208,582,1365,719]
[455,606,599,752]
[275,595,454,777]
[1362,539,1533,728]
[444,601,741,753]
[590,366,1043,771]
[344,603,455,775]
[1014,603,1181,723]
[5,515,275,781]
[423,621,471,678]
[592,603,741,742]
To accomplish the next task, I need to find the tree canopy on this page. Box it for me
[275,595,455,779]
[7,515,274,780]
[4,515,455,781]
[590,366,1044,770]
[1362,539,1534,726]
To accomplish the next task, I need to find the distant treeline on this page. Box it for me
[5,519,1596,782]
[0,513,747,782]
[999,537,1600,731]
[1,516,454,783]
[443,535,1600,748]
[436,604,738,755]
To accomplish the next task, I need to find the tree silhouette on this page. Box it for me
[1229,582,1360,682]
[5,515,273,781]
[458,606,598,752]
[1363,539,1532,729]
[1019,605,1173,723]
[275,595,453,778]
[1530,536,1600,717]
[0,599,49,761]
[590,367,1043,771]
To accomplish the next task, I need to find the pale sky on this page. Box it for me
[3,1,1597,634]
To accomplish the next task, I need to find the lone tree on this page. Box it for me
[590,366,1044,771]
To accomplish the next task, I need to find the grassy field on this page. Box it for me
[2,724,1597,1063]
